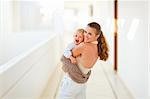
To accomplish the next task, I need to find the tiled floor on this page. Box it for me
[54,60,135,99]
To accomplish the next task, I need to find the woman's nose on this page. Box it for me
[84,34,88,38]
[84,33,87,36]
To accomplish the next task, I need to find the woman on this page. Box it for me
[59,22,109,99]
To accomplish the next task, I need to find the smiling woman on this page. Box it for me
[59,22,109,99]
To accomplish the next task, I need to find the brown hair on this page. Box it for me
[87,22,109,61]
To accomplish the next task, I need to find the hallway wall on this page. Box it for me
[0,1,65,98]
[0,0,64,65]
[118,1,148,99]
[148,0,150,97]
[0,34,63,99]
[0,1,13,65]
[93,1,114,65]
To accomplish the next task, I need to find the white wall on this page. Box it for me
[0,0,64,65]
[118,1,148,99]
[148,0,150,98]
[0,32,53,65]
[92,1,114,65]
[0,1,65,98]
[0,1,3,64]
[0,1,13,65]
[0,34,63,99]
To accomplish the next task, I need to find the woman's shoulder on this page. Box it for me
[80,42,96,47]
[78,42,97,49]
[78,42,90,49]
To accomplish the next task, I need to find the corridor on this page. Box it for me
[0,0,149,99]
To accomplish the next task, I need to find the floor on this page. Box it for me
[54,60,135,99]
[86,61,116,99]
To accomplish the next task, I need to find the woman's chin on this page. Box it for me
[84,40,90,43]
[84,40,88,42]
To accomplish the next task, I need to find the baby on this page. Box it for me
[63,29,85,64]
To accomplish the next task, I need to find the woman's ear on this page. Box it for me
[96,34,100,39]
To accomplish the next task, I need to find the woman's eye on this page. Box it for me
[88,33,92,35]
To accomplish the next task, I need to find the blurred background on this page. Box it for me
[0,0,149,99]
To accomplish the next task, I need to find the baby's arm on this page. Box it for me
[69,55,77,64]
[63,42,77,64]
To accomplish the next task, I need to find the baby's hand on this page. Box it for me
[70,56,77,64]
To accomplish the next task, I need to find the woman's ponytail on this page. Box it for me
[97,31,109,61]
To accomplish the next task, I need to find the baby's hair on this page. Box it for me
[76,28,85,35]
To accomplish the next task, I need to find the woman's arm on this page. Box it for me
[72,42,84,57]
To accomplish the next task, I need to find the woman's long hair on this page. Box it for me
[87,22,109,61]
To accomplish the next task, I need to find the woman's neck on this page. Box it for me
[89,41,98,44]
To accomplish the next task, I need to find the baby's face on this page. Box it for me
[73,32,84,45]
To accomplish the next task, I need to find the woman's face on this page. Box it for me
[84,26,99,43]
